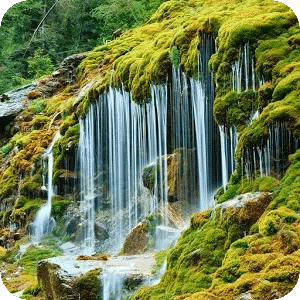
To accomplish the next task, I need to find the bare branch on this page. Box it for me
[23,0,60,58]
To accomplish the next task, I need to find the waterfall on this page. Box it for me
[79,86,168,253]
[242,122,300,179]
[219,42,260,188]
[78,34,221,253]
[218,126,238,190]
[32,131,61,242]
[102,267,127,300]
[231,42,256,93]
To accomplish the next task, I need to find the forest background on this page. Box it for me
[0,0,165,94]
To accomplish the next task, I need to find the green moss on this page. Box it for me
[0,142,12,156]
[190,211,211,229]
[273,68,300,101]
[214,90,258,129]
[18,244,62,275]
[152,249,169,275]
[53,123,80,183]
[51,195,72,219]
[0,167,18,200]
[22,282,41,297]
[28,98,44,114]
[14,196,42,215]
[237,176,279,195]
[170,46,181,67]
[20,175,42,198]
[217,184,240,204]
[59,114,78,135]
[31,115,50,130]
[77,269,101,300]
[74,0,297,109]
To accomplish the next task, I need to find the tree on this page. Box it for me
[27,48,54,78]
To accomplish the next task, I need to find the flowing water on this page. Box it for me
[101,267,128,300]
[32,131,61,242]
[79,86,168,253]
[242,122,300,179]
[78,34,222,254]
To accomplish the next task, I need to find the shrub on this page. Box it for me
[0,142,12,156]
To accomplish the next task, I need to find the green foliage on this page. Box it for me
[18,244,62,275]
[0,0,165,94]
[27,48,54,78]
[0,142,12,156]
[28,98,44,114]
[77,269,102,300]
[170,46,180,66]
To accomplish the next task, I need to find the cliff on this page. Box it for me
[0,0,300,299]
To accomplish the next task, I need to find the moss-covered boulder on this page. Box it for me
[122,220,150,255]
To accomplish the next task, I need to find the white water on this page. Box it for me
[102,267,129,300]
[232,42,256,93]
[219,126,238,190]
[218,42,261,192]
[243,122,300,179]
[78,34,222,254]
[32,131,61,242]
[219,42,260,188]
[79,86,168,253]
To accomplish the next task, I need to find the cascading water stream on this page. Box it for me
[102,267,128,300]
[243,122,300,179]
[218,126,238,190]
[79,85,168,253]
[219,42,262,189]
[78,34,221,255]
[32,131,61,242]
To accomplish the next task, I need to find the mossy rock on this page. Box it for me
[77,269,102,300]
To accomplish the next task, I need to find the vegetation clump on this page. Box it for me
[134,149,300,300]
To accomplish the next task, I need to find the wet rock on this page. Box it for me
[235,292,254,300]
[0,83,36,119]
[94,220,109,241]
[60,242,78,255]
[217,192,273,226]
[122,220,150,255]
[142,148,199,204]
[37,254,155,300]
[64,205,82,237]
[28,53,88,100]
[167,148,199,203]
[12,232,22,241]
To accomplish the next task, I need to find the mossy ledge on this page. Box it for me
[133,151,300,299]
[76,0,297,114]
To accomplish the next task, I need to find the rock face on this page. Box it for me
[37,254,155,300]
[27,53,87,99]
[122,220,150,255]
[142,148,199,212]
[217,192,273,226]
[167,149,199,204]
[0,83,36,119]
